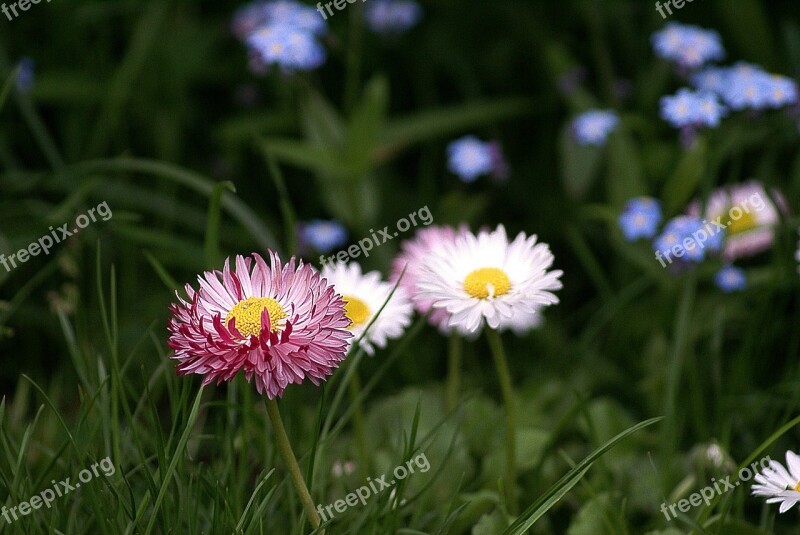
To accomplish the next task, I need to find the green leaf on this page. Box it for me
[661,138,707,215]
[379,98,536,155]
[606,128,645,207]
[504,417,663,535]
[560,125,604,200]
[346,76,390,175]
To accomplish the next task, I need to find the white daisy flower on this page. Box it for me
[752,450,800,513]
[416,225,563,334]
[321,261,413,355]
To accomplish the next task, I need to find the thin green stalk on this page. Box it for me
[348,371,370,480]
[486,328,517,515]
[265,398,324,533]
[446,332,462,411]
[343,2,364,113]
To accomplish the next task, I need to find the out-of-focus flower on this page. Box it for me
[651,22,725,70]
[233,0,326,40]
[654,216,723,264]
[446,136,506,182]
[167,252,352,399]
[660,88,727,128]
[321,262,413,355]
[247,24,327,72]
[692,63,798,111]
[391,225,466,333]
[714,265,746,293]
[15,57,35,94]
[571,110,619,146]
[416,225,563,334]
[364,0,422,34]
[618,197,663,241]
[795,229,800,274]
[686,181,785,260]
[298,220,348,254]
[752,451,800,513]
[235,1,328,73]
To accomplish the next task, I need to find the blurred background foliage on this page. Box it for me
[2,0,800,533]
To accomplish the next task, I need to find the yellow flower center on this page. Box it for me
[727,206,757,235]
[794,480,800,493]
[343,295,370,329]
[225,297,286,338]
[463,267,511,299]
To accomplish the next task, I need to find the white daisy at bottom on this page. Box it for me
[416,224,563,334]
[321,261,413,355]
[752,450,800,513]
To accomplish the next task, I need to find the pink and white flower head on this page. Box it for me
[391,225,469,334]
[416,225,563,335]
[320,261,413,355]
[687,181,787,261]
[167,252,352,399]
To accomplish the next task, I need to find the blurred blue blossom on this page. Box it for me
[235,1,328,73]
[618,197,662,241]
[660,88,726,128]
[247,24,326,72]
[446,136,501,182]
[364,0,422,34]
[714,265,746,293]
[692,63,798,111]
[571,109,619,146]
[15,57,35,94]
[298,220,348,253]
[233,0,326,40]
[654,216,724,264]
[651,22,724,70]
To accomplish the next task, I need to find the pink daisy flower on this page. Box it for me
[167,252,352,399]
[687,181,787,260]
[391,225,469,334]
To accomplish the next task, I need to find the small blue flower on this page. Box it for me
[714,265,746,292]
[233,0,326,40]
[618,197,662,241]
[651,22,725,70]
[299,220,348,253]
[364,0,422,35]
[447,136,495,182]
[654,216,721,263]
[692,63,799,112]
[247,24,326,72]
[15,57,35,94]
[572,109,619,146]
[660,88,727,129]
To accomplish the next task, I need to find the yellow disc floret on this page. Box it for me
[463,267,511,299]
[728,206,757,235]
[225,296,287,337]
[342,295,371,329]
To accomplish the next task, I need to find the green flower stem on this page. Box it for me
[446,332,462,411]
[486,328,518,515]
[348,370,371,480]
[265,398,324,532]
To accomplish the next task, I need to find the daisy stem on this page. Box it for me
[265,398,324,532]
[348,371,371,480]
[486,328,518,515]
[446,332,462,411]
